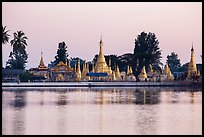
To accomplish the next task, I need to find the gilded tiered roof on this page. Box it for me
[139,66,147,79]
[163,63,174,81]
[115,65,121,80]
[76,59,81,81]
[187,45,197,78]
[126,65,133,75]
[94,37,111,75]
[52,61,74,72]
[38,52,48,70]
[81,61,90,81]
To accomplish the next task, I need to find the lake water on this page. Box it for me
[2,87,202,135]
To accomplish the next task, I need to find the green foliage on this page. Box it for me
[133,31,162,75]
[55,42,68,64]
[19,71,33,82]
[6,51,28,69]
[2,25,10,44]
[70,57,84,71]
[117,53,134,72]
[93,54,118,70]
[6,31,28,70]
[166,52,181,73]
[48,41,69,68]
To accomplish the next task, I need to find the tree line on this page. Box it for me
[2,25,201,77]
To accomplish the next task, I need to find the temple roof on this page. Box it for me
[38,52,47,70]
[94,37,111,74]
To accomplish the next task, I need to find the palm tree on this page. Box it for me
[10,31,28,53]
[6,31,28,69]
[2,25,10,44]
[2,25,10,68]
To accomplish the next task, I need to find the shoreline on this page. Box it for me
[2,81,202,88]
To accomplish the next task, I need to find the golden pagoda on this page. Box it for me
[81,61,90,81]
[108,58,112,75]
[148,64,154,74]
[38,52,48,70]
[147,64,155,81]
[187,45,197,78]
[112,71,116,81]
[29,52,49,81]
[129,65,133,74]
[91,63,95,72]
[126,65,136,81]
[126,65,130,75]
[76,59,81,81]
[115,65,121,81]
[163,63,174,81]
[94,36,112,75]
[139,66,148,81]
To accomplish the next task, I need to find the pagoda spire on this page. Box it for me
[91,63,95,72]
[129,65,133,74]
[163,63,174,81]
[139,66,147,80]
[126,65,130,75]
[94,37,110,74]
[38,52,47,70]
[76,59,81,81]
[187,43,197,78]
[115,65,121,80]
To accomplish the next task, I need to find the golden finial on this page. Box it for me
[100,35,103,44]
[191,42,194,51]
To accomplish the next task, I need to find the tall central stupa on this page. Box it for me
[187,45,197,78]
[94,36,111,75]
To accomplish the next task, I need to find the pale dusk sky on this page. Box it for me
[2,2,202,69]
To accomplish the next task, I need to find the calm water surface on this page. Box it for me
[2,87,202,135]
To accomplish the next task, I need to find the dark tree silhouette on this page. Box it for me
[2,25,10,68]
[117,53,134,72]
[6,31,28,69]
[166,52,181,73]
[55,41,69,64]
[2,25,10,44]
[133,31,162,76]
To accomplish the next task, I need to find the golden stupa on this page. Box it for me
[139,66,148,81]
[187,45,197,78]
[81,61,90,81]
[115,65,121,81]
[129,65,133,74]
[112,71,116,81]
[76,59,81,81]
[163,63,174,81]
[94,36,111,75]
[126,65,130,75]
[38,52,48,70]
[126,65,136,81]
[91,63,95,72]
[148,64,154,73]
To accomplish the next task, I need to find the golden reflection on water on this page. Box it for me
[2,87,202,135]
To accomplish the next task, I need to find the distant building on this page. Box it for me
[50,61,76,81]
[29,52,49,81]
[88,37,112,81]
[187,45,199,78]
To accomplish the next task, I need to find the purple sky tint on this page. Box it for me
[2,2,202,69]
